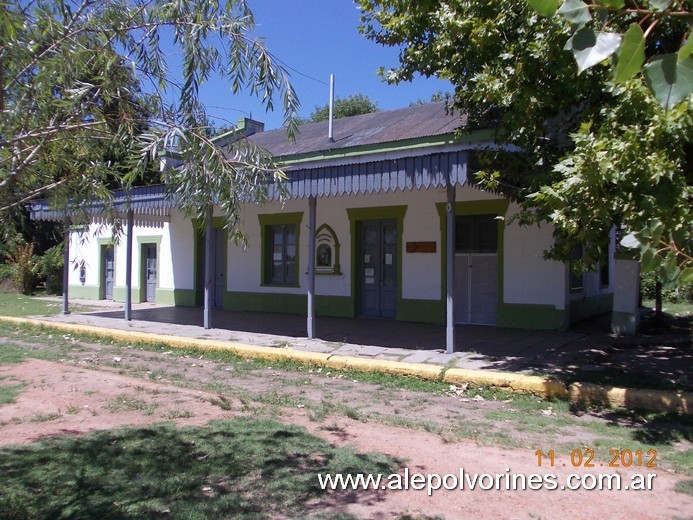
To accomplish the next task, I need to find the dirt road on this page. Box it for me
[0,332,691,519]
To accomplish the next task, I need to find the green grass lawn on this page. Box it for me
[0,292,93,317]
[0,418,397,519]
[641,299,692,317]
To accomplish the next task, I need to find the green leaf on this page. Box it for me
[660,251,681,286]
[642,249,664,273]
[595,0,625,7]
[681,267,693,284]
[679,36,693,62]
[527,0,561,16]
[644,55,693,109]
[614,24,645,83]
[620,232,640,249]
[649,0,672,10]
[640,246,656,270]
[566,28,622,74]
[557,0,592,25]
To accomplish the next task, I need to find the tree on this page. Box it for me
[300,93,378,123]
[527,0,693,109]
[409,90,451,106]
[0,0,299,243]
[358,0,691,285]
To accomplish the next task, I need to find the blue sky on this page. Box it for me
[199,0,451,130]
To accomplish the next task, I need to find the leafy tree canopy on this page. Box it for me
[358,0,691,286]
[300,93,378,123]
[0,0,299,243]
[409,90,451,106]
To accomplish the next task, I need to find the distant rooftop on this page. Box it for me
[249,102,468,158]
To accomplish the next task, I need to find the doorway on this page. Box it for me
[144,244,157,303]
[358,219,397,318]
[102,245,114,300]
[454,214,498,325]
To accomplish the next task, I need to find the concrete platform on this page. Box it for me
[29,299,691,391]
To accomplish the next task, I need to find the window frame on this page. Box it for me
[258,212,303,287]
[454,214,499,254]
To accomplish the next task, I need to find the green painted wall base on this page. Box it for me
[225,291,447,323]
[156,289,196,307]
[224,291,354,318]
[113,286,140,303]
[225,291,303,314]
[611,310,640,335]
[316,295,354,318]
[67,285,100,300]
[569,294,613,324]
[398,298,445,324]
[497,303,567,330]
[103,287,196,307]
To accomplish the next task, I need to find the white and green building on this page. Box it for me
[32,103,632,350]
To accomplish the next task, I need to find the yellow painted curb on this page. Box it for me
[570,382,691,415]
[0,316,333,366]
[324,355,443,380]
[1,316,690,414]
[443,368,570,399]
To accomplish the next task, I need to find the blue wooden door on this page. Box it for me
[358,220,397,318]
[103,246,114,300]
[145,245,157,303]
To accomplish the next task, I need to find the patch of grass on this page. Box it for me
[209,395,233,411]
[483,407,576,434]
[674,479,693,496]
[30,412,61,422]
[0,418,398,519]
[106,394,158,415]
[0,344,31,365]
[65,405,79,415]
[0,383,23,405]
[0,293,95,317]
[163,409,194,420]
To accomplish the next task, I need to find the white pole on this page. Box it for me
[125,209,134,321]
[307,195,317,339]
[328,74,335,142]
[446,182,456,354]
[204,205,213,329]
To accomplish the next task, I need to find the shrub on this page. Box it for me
[0,263,11,284]
[5,240,39,295]
[641,271,693,304]
[35,244,64,295]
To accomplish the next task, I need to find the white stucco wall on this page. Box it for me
[68,214,194,293]
[66,183,586,313]
[68,223,110,287]
[502,205,568,309]
[229,186,459,299]
[228,184,568,308]
[167,210,195,291]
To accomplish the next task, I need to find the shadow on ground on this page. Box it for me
[0,417,397,519]
[83,306,692,392]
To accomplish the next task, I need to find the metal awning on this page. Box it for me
[30,150,470,220]
[29,184,175,221]
[270,150,469,200]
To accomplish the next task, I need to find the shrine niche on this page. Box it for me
[315,224,341,274]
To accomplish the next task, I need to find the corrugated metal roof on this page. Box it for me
[30,104,474,221]
[250,102,466,158]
